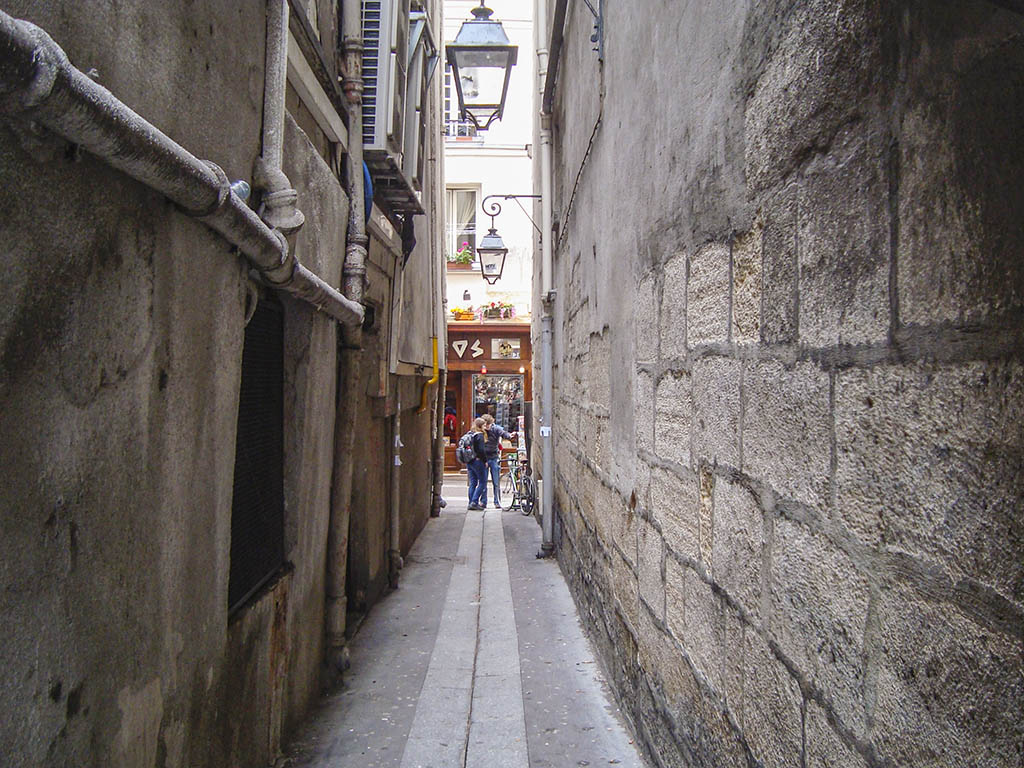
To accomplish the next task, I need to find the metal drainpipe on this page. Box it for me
[536,0,558,557]
[389,395,403,588]
[419,337,440,524]
[417,338,439,413]
[430,49,447,520]
[255,0,305,233]
[431,365,447,517]
[0,11,363,326]
[325,0,370,669]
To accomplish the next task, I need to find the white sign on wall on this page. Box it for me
[451,339,485,358]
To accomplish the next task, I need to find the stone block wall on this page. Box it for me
[545,2,1023,766]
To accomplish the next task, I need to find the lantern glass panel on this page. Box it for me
[479,250,504,276]
[455,58,507,109]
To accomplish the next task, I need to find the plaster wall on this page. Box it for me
[0,2,350,766]
[445,148,535,316]
[444,0,535,318]
[541,2,1024,767]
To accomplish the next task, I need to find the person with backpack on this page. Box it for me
[463,418,488,510]
[481,414,517,508]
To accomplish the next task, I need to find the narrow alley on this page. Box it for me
[1,1,1022,767]
[279,478,646,768]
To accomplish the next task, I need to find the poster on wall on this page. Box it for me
[492,337,521,359]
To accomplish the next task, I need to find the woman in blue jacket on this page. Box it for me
[467,418,489,510]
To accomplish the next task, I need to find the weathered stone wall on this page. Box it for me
[544,2,1024,767]
[0,1,436,766]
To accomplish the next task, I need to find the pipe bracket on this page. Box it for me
[183,160,231,218]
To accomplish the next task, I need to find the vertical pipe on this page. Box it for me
[256,0,305,233]
[537,0,556,555]
[389,396,403,587]
[431,367,448,517]
[326,0,369,669]
[430,2,448,519]
[539,307,554,555]
[262,0,288,171]
[540,127,552,296]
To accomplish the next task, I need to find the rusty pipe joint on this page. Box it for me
[341,76,364,103]
[342,35,364,103]
[254,158,305,234]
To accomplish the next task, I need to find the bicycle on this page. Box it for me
[499,452,536,516]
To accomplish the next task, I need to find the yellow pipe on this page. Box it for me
[418,337,439,413]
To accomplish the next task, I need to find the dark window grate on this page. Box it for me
[228,297,285,613]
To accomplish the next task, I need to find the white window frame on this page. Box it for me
[446,187,480,262]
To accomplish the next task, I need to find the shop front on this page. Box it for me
[444,322,532,471]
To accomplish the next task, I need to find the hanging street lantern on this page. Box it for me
[445,2,518,131]
[476,226,508,284]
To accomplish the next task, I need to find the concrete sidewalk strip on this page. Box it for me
[465,509,529,768]
[280,481,648,768]
[400,508,484,768]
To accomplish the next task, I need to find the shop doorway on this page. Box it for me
[472,373,524,433]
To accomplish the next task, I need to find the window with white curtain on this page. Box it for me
[446,187,478,261]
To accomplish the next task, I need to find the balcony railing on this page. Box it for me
[444,119,478,139]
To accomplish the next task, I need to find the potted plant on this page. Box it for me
[451,305,476,321]
[446,241,475,269]
[481,301,515,320]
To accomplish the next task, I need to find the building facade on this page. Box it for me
[0,1,445,766]
[536,1,1024,767]
[443,0,535,464]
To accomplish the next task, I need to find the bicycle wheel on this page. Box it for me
[500,470,516,510]
[519,475,536,516]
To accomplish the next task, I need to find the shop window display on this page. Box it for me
[472,374,523,433]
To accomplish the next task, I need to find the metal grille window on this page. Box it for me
[228,296,285,613]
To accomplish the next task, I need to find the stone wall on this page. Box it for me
[0,1,440,766]
[544,2,1023,766]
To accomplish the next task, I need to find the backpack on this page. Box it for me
[455,431,475,464]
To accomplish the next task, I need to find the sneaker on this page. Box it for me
[493,502,501,508]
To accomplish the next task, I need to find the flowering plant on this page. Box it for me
[479,301,515,320]
[448,241,475,264]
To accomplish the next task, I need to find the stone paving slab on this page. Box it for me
[278,478,648,768]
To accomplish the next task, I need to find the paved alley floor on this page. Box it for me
[278,477,648,768]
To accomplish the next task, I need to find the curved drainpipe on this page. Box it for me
[325,0,370,669]
[417,337,439,414]
[0,11,363,326]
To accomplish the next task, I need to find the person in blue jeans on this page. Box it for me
[466,418,489,510]
[481,414,517,509]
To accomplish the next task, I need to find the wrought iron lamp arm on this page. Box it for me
[481,194,543,235]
